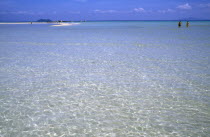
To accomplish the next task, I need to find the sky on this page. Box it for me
[0,0,210,21]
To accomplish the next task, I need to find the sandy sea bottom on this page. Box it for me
[0,21,210,136]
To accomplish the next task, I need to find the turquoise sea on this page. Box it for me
[0,21,210,136]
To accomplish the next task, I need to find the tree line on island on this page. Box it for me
[36,19,86,22]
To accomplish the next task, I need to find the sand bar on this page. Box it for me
[51,23,81,26]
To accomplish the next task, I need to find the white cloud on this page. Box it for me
[93,9,117,13]
[199,3,210,8]
[177,3,192,10]
[0,11,42,15]
[69,11,80,14]
[167,9,175,12]
[158,9,175,13]
[15,11,31,14]
[133,8,145,13]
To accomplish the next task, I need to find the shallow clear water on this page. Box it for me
[0,21,210,136]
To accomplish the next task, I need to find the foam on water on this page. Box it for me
[0,21,210,136]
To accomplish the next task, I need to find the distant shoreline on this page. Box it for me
[86,20,210,22]
[0,20,210,23]
[0,22,57,24]
[0,22,81,26]
[0,20,209,25]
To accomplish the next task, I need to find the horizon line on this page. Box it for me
[1,19,210,22]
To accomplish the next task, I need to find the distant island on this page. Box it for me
[36,19,86,22]
[37,19,52,22]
